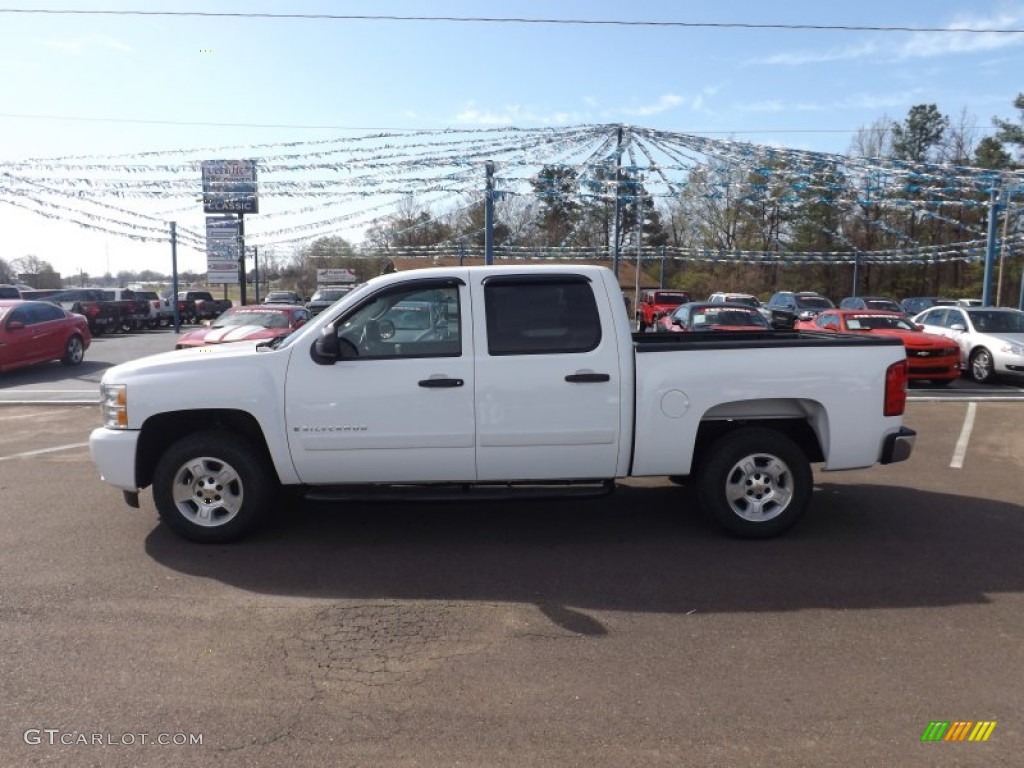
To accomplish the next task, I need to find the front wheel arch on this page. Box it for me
[136,409,277,490]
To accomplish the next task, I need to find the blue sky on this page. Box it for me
[1,0,1023,279]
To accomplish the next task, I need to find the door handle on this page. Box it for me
[418,378,464,388]
[565,372,610,383]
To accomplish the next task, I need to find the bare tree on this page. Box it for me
[940,108,978,165]
[849,116,894,158]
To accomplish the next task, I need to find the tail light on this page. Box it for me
[884,360,908,416]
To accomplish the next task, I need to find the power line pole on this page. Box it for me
[484,161,495,266]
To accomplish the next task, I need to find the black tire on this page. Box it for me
[695,427,812,539]
[969,347,996,384]
[152,431,277,543]
[60,334,85,366]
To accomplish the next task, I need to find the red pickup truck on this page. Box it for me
[636,289,692,332]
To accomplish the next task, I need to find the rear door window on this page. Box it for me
[485,277,601,356]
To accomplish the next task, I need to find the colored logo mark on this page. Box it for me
[921,721,996,742]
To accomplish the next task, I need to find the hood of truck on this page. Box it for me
[99,340,293,429]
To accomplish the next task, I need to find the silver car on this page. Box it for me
[912,306,1024,383]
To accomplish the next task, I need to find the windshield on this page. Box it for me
[213,310,290,329]
[967,310,1024,333]
[687,306,769,328]
[796,296,834,309]
[654,292,690,306]
[725,296,760,308]
[311,289,350,302]
[863,299,902,312]
[845,314,915,331]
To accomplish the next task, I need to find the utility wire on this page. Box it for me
[0,8,1022,34]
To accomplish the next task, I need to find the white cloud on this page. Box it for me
[741,100,786,113]
[834,90,926,110]
[453,102,588,126]
[898,9,1024,58]
[622,93,685,117]
[752,41,878,66]
[39,36,134,54]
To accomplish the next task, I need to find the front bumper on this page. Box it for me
[89,427,140,492]
[880,426,916,464]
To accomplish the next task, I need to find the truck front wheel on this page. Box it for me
[695,428,811,538]
[152,431,275,543]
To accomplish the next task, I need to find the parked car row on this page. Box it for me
[646,288,1024,385]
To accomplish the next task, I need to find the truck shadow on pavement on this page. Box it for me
[144,482,1022,630]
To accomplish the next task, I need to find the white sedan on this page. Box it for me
[912,305,1024,383]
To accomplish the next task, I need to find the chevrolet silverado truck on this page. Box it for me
[90,265,916,543]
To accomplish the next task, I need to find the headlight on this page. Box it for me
[101,383,128,429]
[1000,343,1024,356]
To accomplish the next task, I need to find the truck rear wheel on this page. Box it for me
[152,431,276,543]
[695,427,811,538]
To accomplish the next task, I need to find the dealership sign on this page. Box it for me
[201,159,258,214]
[206,216,240,284]
[316,268,358,284]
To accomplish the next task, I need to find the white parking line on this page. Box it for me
[950,402,977,470]
[0,442,89,462]
[0,410,51,421]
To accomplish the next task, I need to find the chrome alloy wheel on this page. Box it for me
[723,453,795,523]
[169,456,244,528]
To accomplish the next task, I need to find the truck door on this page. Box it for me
[284,276,476,484]
[472,274,622,481]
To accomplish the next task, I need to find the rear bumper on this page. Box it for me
[881,426,916,464]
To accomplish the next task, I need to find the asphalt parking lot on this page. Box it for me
[1,334,1022,766]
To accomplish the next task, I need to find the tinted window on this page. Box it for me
[485,278,601,355]
[336,282,461,359]
[6,306,32,326]
[967,310,1024,333]
[30,302,66,323]
[0,286,20,299]
[795,295,834,309]
[918,308,947,326]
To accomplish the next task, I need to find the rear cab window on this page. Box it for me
[484,276,601,356]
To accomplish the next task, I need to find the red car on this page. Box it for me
[796,309,960,384]
[636,289,692,332]
[175,305,310,349]
[656,302,772,333]
[0,300,91,373]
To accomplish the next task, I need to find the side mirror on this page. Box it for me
[950,323,966,332]
[823,322,840,331]
[6,320,25,330]
[295,317,307,328]
[310,327,339,365]
[915,324,925,331]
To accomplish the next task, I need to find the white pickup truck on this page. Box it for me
[90,265,915,543]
